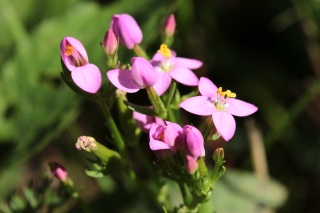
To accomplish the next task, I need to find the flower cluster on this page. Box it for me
[59,12,258,212]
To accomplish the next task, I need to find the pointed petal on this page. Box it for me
[106,69,139,93]
[71,64,101,93]
[226,98,258,117]
[169,67,198,86]
[212,111,236,142]
[131,57,157,88]
[180,96,214,115]
[174,57,202,69]
[199,77,218,97]
[152,71,172,96]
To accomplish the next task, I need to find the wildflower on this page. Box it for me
[180,77,258,141]
[149,122,183,157]
[150,44,202,96]
[107,57,157,93]
[60,37,102,93]
[111,14,143,49]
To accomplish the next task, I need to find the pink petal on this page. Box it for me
[149,139,170,151]
[131,57,157,88]
[199,77,218,97]
[212,111,236,142]
[133,111,155,132]
[164,122,183,147]
[174,57,202,69]
[226,98,258,117]
[183,125,205,158]
[169,67,199,86]
[106,69,139,93]
[152,71,172,96]
[71,64,101,93]
[63,37,88,62]
[180,96,214,116]
[60,37,89,72]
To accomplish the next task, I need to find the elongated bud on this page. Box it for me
[48,161,68,182]
[185,155,198,175]
[161,14,176,46]
[103,29,118,56]
[212,147,225,166]
[183,125,205,159]
[111,14,143,49]
[103,29,118,68]
[162,14,176,38]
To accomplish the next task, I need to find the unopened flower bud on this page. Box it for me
[111,14,143,49]
[183,125,205,159]
[185,155,198,175]
[49,161,68,182]
[162,14,176,38]
[213,147,225,166]
[103,29,118,56]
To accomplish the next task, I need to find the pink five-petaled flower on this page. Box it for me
[149,122,183,158]
[150,44,202,96]
[111,14,143,49]
[107,57,157,93]
[60,37,102,93]
[180,77,258,141]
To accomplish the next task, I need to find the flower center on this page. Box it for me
[157,44,174,72]
[158,44,172,58]
[64,42,87,67]
[214,87,236,111]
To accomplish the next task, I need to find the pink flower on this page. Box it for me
[111,14,143,49]
[180,77,258,141]
[49,162,68,182]
[150,44,202,96]
[133,110,165,132]
[182,125,205,159]
[149,122,183,157]
[162,14,176,38]
[60,37,102,93]
[107,57,157,93]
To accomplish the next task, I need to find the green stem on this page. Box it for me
[133,44,150,59]
[97,98,127,158]
[146,87,167,119]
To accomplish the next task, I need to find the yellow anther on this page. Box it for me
[158,44,172,58]
[217,87,236,98]
[226,90,236,98]
[65,45,74,56]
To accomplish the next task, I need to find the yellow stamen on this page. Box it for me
[65,45,74,56]
[157,44,172,58]
[217,87,236,98]
[226,90,236,98]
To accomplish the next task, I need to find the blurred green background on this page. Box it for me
[0,0,320,212]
